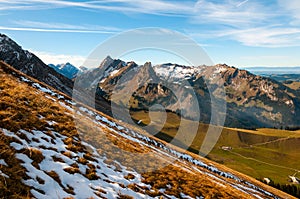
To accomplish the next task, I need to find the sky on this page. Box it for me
[0,0,300,68]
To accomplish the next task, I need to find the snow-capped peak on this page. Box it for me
[153,63,204,82]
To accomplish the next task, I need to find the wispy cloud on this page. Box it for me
[191,0,277,28]
[278,0,300,25]
[190,25,300,48]
[215,26,300,47]
[0,26,117,34]
[31,50,86,67]
[0,0,195,15]
[236,0,249,8]
[0,0,279,26]
[188,0,300,47]
[13,20,122,32]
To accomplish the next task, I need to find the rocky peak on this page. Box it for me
[99,55,114,68]
[138,62,159,82]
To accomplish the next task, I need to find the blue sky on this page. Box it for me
[0,0,300,68]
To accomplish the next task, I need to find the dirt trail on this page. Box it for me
[227,150,300,173]
[250,136,291,147]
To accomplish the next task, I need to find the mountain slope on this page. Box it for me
[0,33,73,96]
[0,61,292,198]
[211,64,300,128]
[153,63,300,128]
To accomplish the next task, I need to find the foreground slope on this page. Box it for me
[0,61,294,198]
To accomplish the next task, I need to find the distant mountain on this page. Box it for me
[244,66,300,75]
[263,74,300,83]
[0,33,73,96]
[78,57,300,129]
[49,62,79,79]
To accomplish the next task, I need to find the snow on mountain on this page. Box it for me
[153,63,204,83]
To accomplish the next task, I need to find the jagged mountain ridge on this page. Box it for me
[1,61,292,198]
[79,56,300,128]
[0,33,73,96]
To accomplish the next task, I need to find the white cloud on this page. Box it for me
[31,50,86,67]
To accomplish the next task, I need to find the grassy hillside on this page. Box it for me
[130,111,300,188]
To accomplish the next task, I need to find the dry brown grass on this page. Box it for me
[84,163,100,180]
[20,147,44,169]
[63,163,81,175]
[124,173,135,180]
[140,163,244,199]
[0,132,31,198]
[117,193,134,199]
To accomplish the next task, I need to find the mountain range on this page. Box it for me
[75,56,300,129]
[1,32,300,129]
